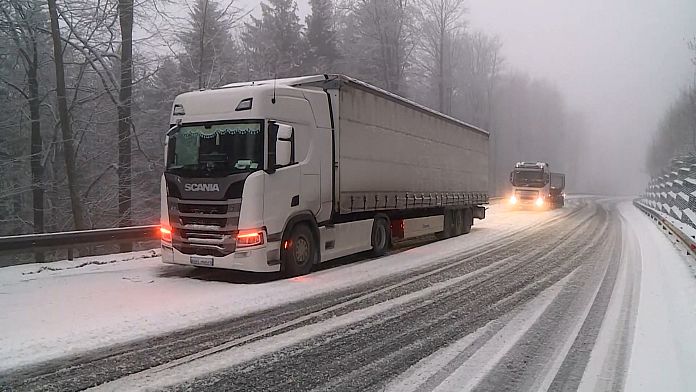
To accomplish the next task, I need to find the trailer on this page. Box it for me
[160,74,489,276]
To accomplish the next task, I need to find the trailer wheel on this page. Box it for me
[371,217,391,257]
[453,209,465,236]
[462,208,473,234]
[282,224,316,277]
[437,209,456,239]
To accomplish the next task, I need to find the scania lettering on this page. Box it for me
[160,75,489,276]
[184,183,221,192]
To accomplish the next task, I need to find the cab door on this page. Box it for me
[264,122,301,237]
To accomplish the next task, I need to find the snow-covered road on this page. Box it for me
[1,197,695,391]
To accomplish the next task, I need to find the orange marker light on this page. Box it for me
[236,230,264,247]
[160,226,172,242]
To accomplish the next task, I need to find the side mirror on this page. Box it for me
[276,124,293,166]
[509,172,514,183]
[267,122,294,173]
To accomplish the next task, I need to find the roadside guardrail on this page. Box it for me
[2,198,505,267]
[0,225,160,265]
[634,199,696,258]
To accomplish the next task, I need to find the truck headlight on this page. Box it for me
[535,197,544,207]
[237,230,265,247]
[510,195,517,205]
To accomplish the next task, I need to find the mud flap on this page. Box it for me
[473,206,486,220]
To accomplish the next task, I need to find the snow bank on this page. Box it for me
[620,202,696,391]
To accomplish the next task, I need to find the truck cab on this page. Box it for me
[160,77,333,274]
[508,162,565,209]
[509,162,551,208]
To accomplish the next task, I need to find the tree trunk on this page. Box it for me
[28,23,44,262]
[198,0,209,89]
[47,0,86,230]
[118,0,134,251]
[438,5,445,114]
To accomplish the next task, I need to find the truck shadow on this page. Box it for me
[156,265,283,284]
[155,234,444,284]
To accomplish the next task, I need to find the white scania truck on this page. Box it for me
[160,74,489,276]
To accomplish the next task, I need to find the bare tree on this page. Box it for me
[42,0,165,231]
[47,0,87,230]
[0,0,46,241]
[340,0,418,94]
[646,39,696,173]
[117,0,134,248]
[418,0,466,114]
[455,31,502,128]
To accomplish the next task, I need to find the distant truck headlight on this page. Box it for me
[510,195,517,205]
[535,197,544,207]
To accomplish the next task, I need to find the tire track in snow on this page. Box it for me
[128,201,610,391]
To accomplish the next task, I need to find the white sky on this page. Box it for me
[466,0,696,193]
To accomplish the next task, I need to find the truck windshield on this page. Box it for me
[166,121,263,177]
[512,170,546,187]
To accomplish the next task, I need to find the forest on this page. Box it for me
[0,0,584,236]
[647,39,696,175]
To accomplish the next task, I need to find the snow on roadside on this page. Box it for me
[635,200,696,277]
[619,201,696,391]
[11,249,160,277]
[0,203,564,371]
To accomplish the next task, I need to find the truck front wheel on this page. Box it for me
[371,217,391,257]
[282,224,317,277]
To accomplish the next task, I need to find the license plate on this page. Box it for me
[190,256,214,267]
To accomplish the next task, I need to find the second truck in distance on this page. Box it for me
[509,162,565,209]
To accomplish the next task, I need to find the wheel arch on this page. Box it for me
[276,211,321,264]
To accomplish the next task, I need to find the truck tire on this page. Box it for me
[437,210,455,239]
[282,223,317,277]
[453,209,465,236]
[371,217,391,257]
[462,208,473,234]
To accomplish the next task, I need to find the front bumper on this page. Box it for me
[509,200,547,209]
[161,243,281,273]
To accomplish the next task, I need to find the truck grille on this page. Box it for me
[515,189,539,201]
[167,197,241,256]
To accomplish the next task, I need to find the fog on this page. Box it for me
[195,0,695,195]
[464,0,696,195]
[240,0,692,195]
